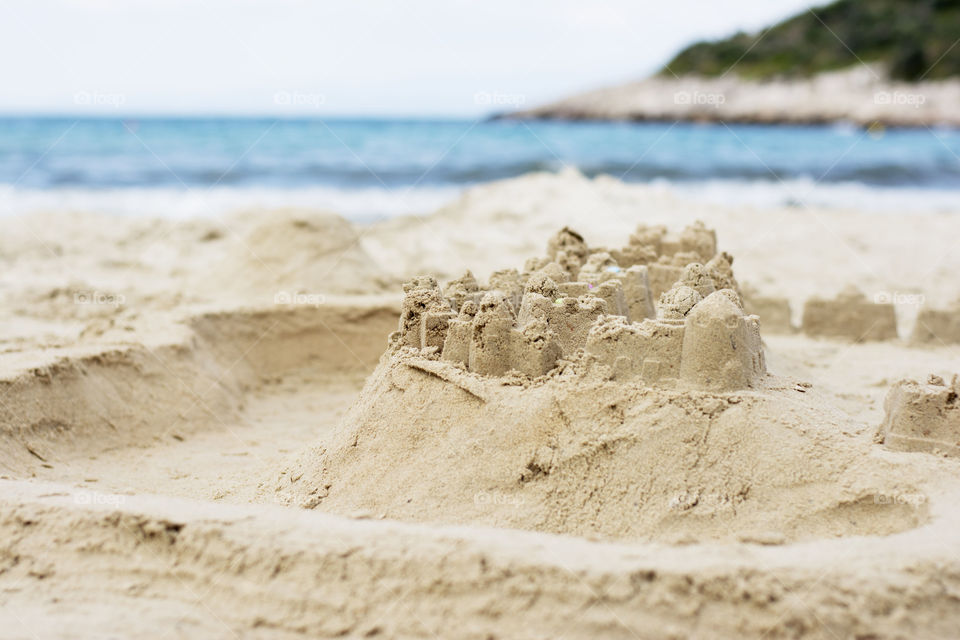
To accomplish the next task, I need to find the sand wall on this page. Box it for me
[3,479,959,639]
[0,303,398,476]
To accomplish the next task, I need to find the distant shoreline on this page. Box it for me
[495,113,956,129]
[500,67,960,129]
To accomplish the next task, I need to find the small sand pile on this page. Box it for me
[275,225,930,543]
[199,209,395,300]
[880,374,960,456]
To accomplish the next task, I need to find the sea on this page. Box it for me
[1,116,958,221]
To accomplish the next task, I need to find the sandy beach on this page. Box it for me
[1,170,959,638]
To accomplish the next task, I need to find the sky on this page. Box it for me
[0,0,820,116]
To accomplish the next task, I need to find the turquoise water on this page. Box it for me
[0,117,958,218]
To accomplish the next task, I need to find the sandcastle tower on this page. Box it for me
[545,226,589,278]
[677,263,717,299]
[576,252,655,321]
[584,315,685,383]
[657,284,702,321]
[441,290,563,378]
[443,270,481,312]
[679,291,765,391]
[616,221,717,266]
[396,276,455,349]
[441,300,477,364]
[516,285,607,354]
[705,252,738,292]
[469,291,519,376]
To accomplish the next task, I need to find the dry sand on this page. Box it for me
[2,170,960,638]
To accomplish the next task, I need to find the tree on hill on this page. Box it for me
[661,0,960,81]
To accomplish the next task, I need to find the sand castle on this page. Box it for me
[392,222,765,391]
[279,222,930,547]
[880,374,960,457]
[802,285,898,341]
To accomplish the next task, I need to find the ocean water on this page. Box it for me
[0,117,958,220]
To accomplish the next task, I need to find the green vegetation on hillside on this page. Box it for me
[661,0,960,81]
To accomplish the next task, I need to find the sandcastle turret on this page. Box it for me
[488,269,524,310]
[575,252,655,321]
[647,263,685,301]
[523,271,560,300]
[619,266,656,320]
[441,300,477,365]
[627,224,668,257]
[674,220,718,260]
[591,280,629,318]
[577,252,619,283]
[679,291,765,391]
[546,226,589,278]
[513,316,563,378]
[538,262,571,284]
[468,292,517,376]
[443,270,480,312]
[610,243,658,268]
[397,276,454,349]
[658,284,702,321]
[676,263,716,299]
[517,291,607,354]
[705,252,738,292]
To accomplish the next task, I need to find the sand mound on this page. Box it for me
[278,354,928,543]
[199,209,396,301]
[276,225,929,543]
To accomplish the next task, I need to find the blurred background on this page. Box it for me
[0,0,958,220]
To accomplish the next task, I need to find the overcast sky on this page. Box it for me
[0,0,818,116]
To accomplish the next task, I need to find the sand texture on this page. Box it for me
[3,171,960,638]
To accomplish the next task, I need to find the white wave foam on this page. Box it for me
[657,177,960,214]
[0,184,464,222]
[0,176,956,222]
